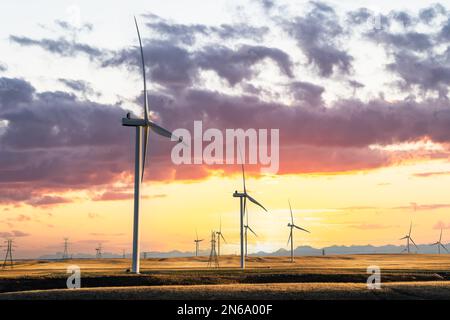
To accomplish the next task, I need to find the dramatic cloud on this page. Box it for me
[58,78,98,96]
[10,35,103,60]
[194,45,293,85]
[413,171,450,178]
[284,1,353,76]
[0,62,6,72]
[3,2,450,206]
[0,230,30,238]
[144,14,268,45]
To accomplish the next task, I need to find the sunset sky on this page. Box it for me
[2,0,450,258]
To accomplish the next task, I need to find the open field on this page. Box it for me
[1,254,450,299]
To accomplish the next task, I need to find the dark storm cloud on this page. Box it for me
[289,81,324,107]
[0,77,35,108]
[102,41,293,89]
[9,35,103,59]
[102,40,196,90]
[195,45,293,85]
[2,74,450,204]
[368,31,433,52]
[387,51,450,98]
[284,1,352,76]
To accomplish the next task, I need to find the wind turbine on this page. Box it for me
[287,200,310,263]
[244,205,258,257]
[122,17,183,274]
[430,228,448,254]
[216,218,226,257]
[194,230,203,257]
[400,222,418,254]
[233,150,268,269]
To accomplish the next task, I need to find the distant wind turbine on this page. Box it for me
[244,205,258,257]
[216,218,227,257]
[122,17,183,274]
[233,148,268,269]
[287,200,310,263]
[430,228,448,254]
[194,230,203,257]
[400,222,418,254]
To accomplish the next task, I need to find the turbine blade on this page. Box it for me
[288,199,294,224]
[441,243,449,253]
[248,226,258,237]
[287,232,292,246]
[246,193,267,212]
[410,238,418,249]
[148,121,183,143]
[399,236,408,240]
[220,233,227,243]
[134,16,148,122]
[440,228,443,242]
[141,126,149,181]
[409,221,412,236]
[238,146,246,194]
[294,225,310,233]
[196,229,198,241]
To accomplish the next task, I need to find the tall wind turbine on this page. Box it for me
[122,17,182,274]
[194,230,203,257]
[287,200,310,263]
[233,150,268,269]
[244,205,258,257]
[216,218,226,257]
[430,229,448,254]
[400,222,418,254]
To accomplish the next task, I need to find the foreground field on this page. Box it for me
[1,281,450,300]
[1,254,450,299]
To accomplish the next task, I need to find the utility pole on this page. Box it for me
[207,231,219,268]
[2,239,14,269]
[62,238,69,260]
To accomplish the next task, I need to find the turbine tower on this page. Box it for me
[430,228,448,254]
[207,231,219,268]
[287,200,310,263]
[62,238,69,260]
[122,17,182,274]
[95,243,102,259]
[233,149,267,269]
[215,218,227,257]
[244,205,257,257]
[194,230,203,257]
[400,222,418,253]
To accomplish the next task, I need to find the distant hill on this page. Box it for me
[37,243,449,260]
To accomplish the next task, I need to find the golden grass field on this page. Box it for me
[1,254,450,299]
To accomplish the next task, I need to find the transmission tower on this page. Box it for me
[95,243,102,258]
[207,231,219,268]
[62,238,70,260]
[2,239,14,269]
